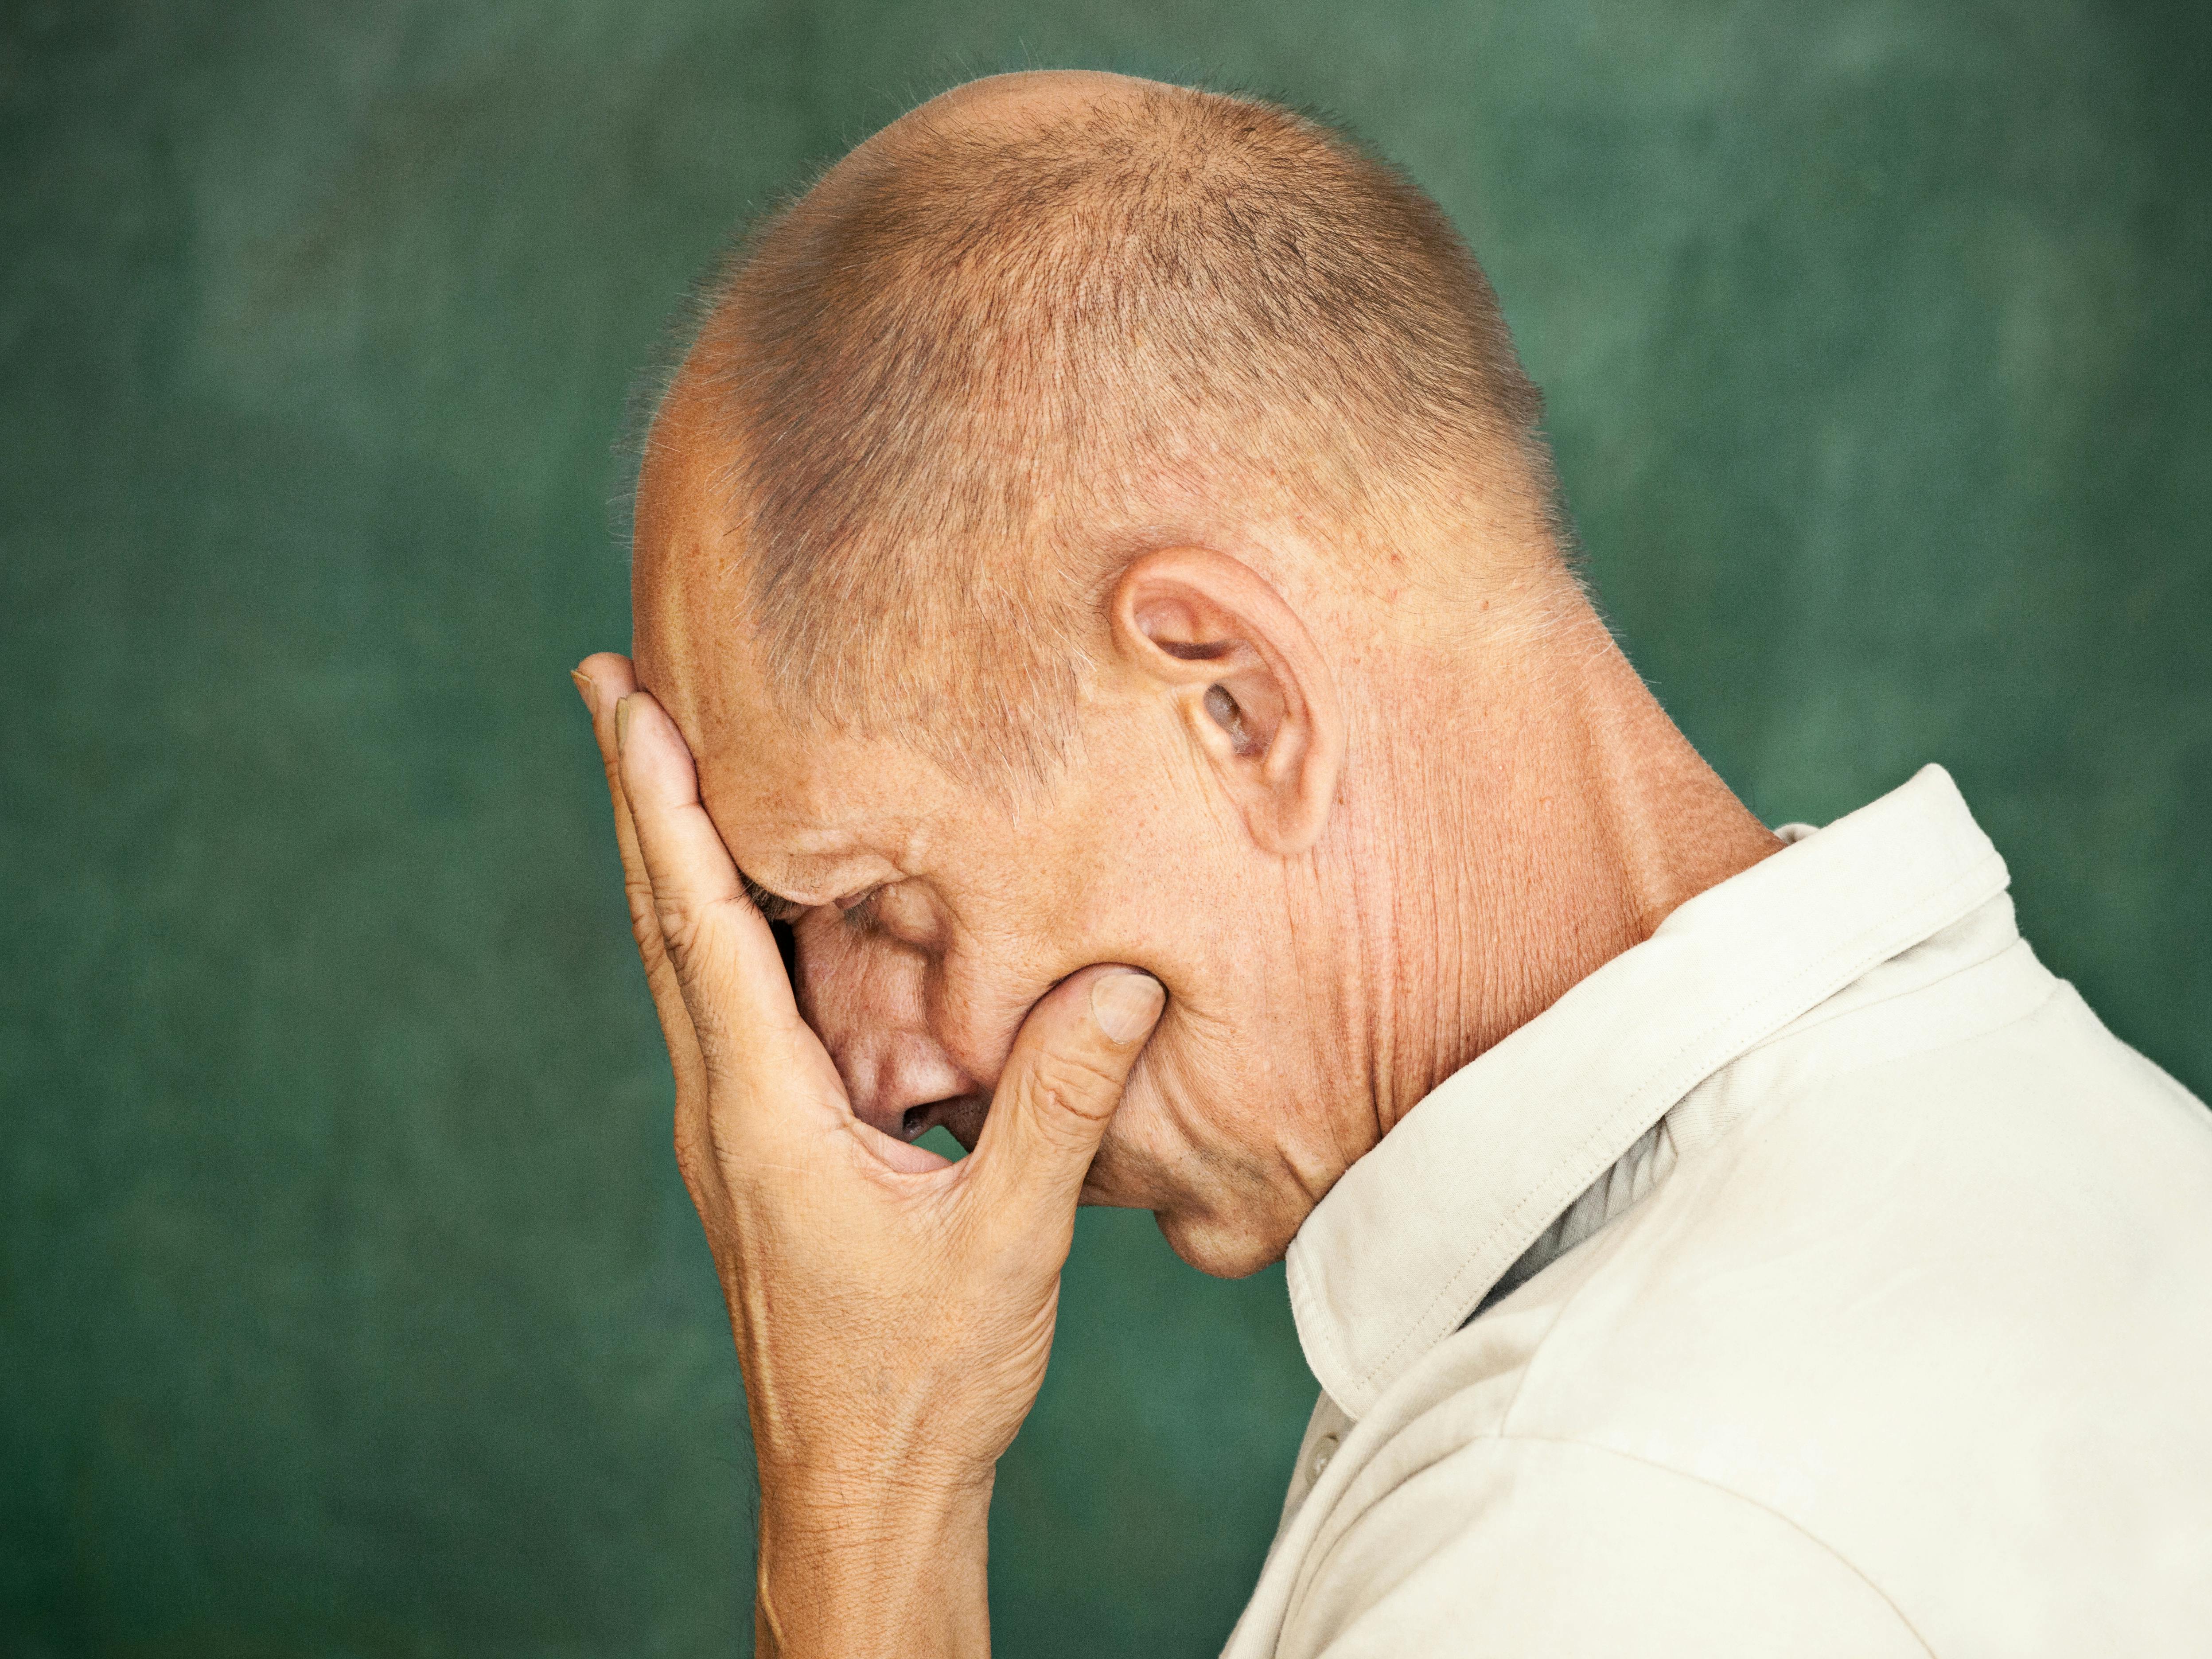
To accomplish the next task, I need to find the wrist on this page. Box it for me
[756,1471,993,1659]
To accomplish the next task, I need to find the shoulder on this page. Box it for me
[1252,969,2212,1658]
[1273,1433,1930,1659]
[1314,966,2212,1656]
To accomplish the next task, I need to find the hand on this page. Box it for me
[572,654,1164,1658]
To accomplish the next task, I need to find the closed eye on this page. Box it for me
[739,872,805,926]
[836,884,885,928]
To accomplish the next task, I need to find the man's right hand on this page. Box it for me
[572,652,1164,1658]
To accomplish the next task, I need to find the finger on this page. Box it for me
[969,965,1164,1229]
[614,689,827,1123]
[572,655,705,1100]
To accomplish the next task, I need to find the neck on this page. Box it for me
[1347,602,1781,1142]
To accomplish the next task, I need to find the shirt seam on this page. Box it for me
[1739,928,2036,1058]
[1748,953,2061,1099]
[1485,1433,1939,1656]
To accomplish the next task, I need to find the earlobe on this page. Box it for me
[1112,548,1345,856]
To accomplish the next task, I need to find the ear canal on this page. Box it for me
[1204,684,1256,754]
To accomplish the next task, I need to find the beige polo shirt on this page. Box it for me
[1225,766,2212,1657]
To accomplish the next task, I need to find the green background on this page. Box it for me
[4,1,2206,1653]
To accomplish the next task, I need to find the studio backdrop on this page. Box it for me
[3,2,2206,1654]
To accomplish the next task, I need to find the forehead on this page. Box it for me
[629,396,953,891]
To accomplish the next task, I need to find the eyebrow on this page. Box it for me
[737,870,806,926]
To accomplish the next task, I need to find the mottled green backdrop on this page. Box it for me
[3,2,2206,1654]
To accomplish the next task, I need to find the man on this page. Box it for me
[570,70,2212,1656]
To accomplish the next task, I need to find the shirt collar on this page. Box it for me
[1284,764,2011,1418]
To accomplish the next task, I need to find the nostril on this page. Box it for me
[898,1096,985,1149]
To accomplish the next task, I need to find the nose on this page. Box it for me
[838,1029,978,1142]
[793,915,981,1143]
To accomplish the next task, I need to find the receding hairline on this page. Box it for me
[634,73,1574,789]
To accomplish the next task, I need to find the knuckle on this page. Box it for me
[1021,1048,1122,1126]
[623,884,662,948]
[672,1124,709,1193]
[647,892,711,971]
[674,1106,736,1199]
[695,1035,744,1088]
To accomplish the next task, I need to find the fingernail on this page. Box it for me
[615,695,634,756]
[570,668,596,716]
[1091,970,1165,1044]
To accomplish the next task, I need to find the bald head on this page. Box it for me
[647,71,1562,787]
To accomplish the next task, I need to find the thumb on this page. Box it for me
[970,966,1165,1225]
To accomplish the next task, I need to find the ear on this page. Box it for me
[1110,548,1346,856]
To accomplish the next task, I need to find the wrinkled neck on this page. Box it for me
[1332,612,1782,1153]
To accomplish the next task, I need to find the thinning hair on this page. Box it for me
[673,78,1562,788]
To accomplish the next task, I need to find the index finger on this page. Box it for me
[613,690,833,1121]
[574,654,707,1098]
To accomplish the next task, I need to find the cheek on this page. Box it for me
[926,926,1069,1082]
[1118,1009,1248,1145]
[1104,946,1297,1155]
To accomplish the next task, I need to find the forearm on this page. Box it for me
[755,1477,993,1659]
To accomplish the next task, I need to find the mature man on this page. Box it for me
[570,71,2212,1656]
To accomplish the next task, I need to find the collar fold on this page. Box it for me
[1285,764,2009,1418]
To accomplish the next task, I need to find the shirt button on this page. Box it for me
[1308,1433,1340,1481]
